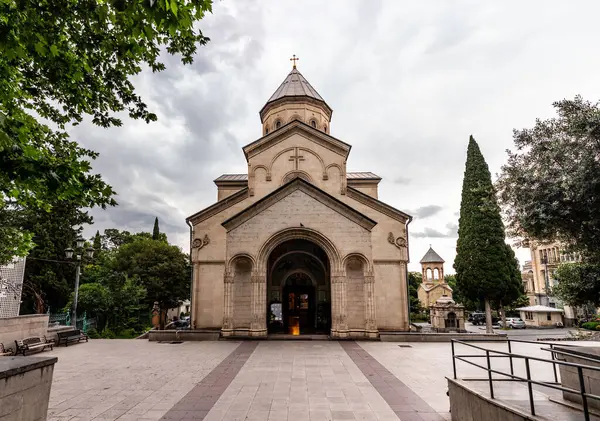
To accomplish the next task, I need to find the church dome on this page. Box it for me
[260,60,332,135]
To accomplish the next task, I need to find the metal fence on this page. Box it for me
[451,338,600,420]
[48,311,94,333]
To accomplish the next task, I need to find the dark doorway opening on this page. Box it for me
[267,239,331,335]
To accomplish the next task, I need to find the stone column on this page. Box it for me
[222,272,234,337]
[399,262,410,331]
[364,274,378,338]
[250,272,267,337]
[331,274,348,338]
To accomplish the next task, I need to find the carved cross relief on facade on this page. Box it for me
[289,147,305,170]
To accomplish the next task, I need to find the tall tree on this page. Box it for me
[152,217,160,240]
[498,96,600,263]
[407,272,423,316]
[553,263,600,310]
[15,201,92,314]
[454,136,522,333]
[112,238,190,329]
[1,0,213,262]
[93,231,102,253]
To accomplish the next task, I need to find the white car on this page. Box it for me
[499,317,526,329]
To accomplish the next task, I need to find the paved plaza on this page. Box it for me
[45,339,594,421]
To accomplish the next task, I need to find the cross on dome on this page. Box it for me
[290,54,299,69]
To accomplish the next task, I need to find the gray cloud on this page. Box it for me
[409,205,444,219]
[70,0,599,271]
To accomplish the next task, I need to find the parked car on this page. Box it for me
[498,317,526,329]
[468,312,499,326]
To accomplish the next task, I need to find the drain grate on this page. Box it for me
[398,344,412,348]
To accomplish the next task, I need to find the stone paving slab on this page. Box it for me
[203,341,401,421]
[46,339,240,421]
[44,338,594,421]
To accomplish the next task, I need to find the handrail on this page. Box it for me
[542,346,600,365]
[451,338,600,420]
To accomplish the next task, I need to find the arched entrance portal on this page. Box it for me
[266,239,331,335]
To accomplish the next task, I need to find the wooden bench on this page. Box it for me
[57,329,89,347]
[15,336,53,356]
[0,343,13,356]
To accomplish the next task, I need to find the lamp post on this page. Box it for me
[65,236,94,327]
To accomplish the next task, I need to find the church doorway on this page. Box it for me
[266,239,331,335]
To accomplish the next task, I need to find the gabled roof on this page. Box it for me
[346,187,411,224]
[418,283,453,293]
[186,188,249,225]
[260,68,331,117]
[420,247,445,263]
[221,177,377,232]
[242,120,351,161]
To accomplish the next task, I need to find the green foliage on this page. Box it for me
[17,201,92,313]
[100,328,116,339]
[93,231,102,254]
[553,263,600,308]
[64,282,113,317]
[0,122,116,264]
[0,0,212,263]
[113,238,190,313]
[582,322,600,331]
[498,96,600,263]
[115,328,138,339]
[87,328,100,339]
[444,274,478,311]
[454,136,523,305]
[152,217,160,240]
[407,272,423,314]
[2,0,212,128]
[101,228,167,250]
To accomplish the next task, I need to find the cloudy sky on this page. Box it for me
[71,1,600,272]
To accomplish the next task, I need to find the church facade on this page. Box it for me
[187,64,412,338]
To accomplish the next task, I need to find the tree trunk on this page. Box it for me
[485,298,494,334]
[499,300,507,329]
[159,304,166,330]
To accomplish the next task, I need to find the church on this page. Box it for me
[186,60,412,338]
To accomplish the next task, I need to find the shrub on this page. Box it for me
[87,328,100,339]
[116,328,137,339]
[596,325,600,331]
[581,322,599,330]
[101,328,116,339]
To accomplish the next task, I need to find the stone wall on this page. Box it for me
[556,345,600,411]
[448,377,533,421]
[0,315,49,348]
[0,355,57,421]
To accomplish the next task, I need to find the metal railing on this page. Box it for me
[451,338,600,420]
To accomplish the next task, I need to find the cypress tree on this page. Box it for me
[454,136,521,333]
[152,217,160,240]
[93,230,102,252]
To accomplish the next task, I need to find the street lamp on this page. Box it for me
[65,236,94,327]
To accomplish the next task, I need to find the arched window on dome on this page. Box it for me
[323,125,327,133]
[275,120,282,130]
[310,120,317,128]
[265,128,269,135]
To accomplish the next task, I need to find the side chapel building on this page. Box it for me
[186,62,412,338]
